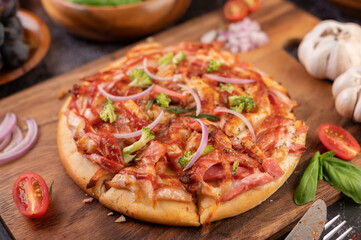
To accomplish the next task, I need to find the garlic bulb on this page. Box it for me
[298,20,361,81]
[332,66,361,122]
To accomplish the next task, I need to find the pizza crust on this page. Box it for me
[57,98,106,198]
[57,98,200,226]
[100,188,200,226]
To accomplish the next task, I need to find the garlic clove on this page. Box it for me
[298,20,361,81]
[335,86,360,119]
[353,91,361,122]
[332,66,361,98]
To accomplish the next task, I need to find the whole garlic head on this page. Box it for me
[332,66,361,122]
[298,20,361,81]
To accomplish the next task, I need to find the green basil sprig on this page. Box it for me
[186,113,220,121]
[165,107,196,114]
[322,154,361,204]
[294,152,320,205]
[294,151,361,205]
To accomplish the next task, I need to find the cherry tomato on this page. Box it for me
[318,123,360,160]
[224,0,249,22]
[12,172,50,218]
[242,0,261,13]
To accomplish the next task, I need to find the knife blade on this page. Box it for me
[285,199,327,240]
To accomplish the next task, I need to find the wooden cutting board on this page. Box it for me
[1,0,360,239]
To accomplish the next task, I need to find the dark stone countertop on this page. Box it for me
[0,0,360,239]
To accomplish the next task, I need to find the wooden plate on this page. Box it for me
[0,9,50,85]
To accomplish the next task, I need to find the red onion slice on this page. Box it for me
[0,113,16,141]
[113,110,164,139]
[204,73,256,84]
[98,84,154,102]
[183,119,208,171]
[143,58,173,81]
[0,134,11,151]
[178,84,201,116]
[0,118,38,163]
[269,88,291,104]
[4,126,23,152]
[215,107,256,142]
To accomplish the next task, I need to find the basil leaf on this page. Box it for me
[294,151,320,205]
[319,151,336,180]
[145,99,154,113]
[322,156,361,204]
[165,107,196,114]
[186,113,220,121]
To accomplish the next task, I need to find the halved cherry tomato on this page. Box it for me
[242,0,261,13]
[224,0,249,22]
[318,123,360,160]
[12,172,50,218]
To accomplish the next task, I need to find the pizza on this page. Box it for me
[57,41,308,226]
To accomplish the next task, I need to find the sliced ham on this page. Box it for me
[85,153,123,173]
[203,164,252,182]
[289,143,307,154]
[262,158,284,179]
[153,85,187,103]
[140,141,167,164]
[220,173,274,202]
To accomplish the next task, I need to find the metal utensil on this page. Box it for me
[285,199,327,240]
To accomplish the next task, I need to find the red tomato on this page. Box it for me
[224,0,249,22]
[12,172,50,218]
[318,124,361,160]
[242,0,261,12]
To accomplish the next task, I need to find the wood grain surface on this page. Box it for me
[1,0,360,239]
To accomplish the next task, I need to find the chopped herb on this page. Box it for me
[178,151,192,168]
[145,99,154,112]
[123,127,155,164]
[232,160,239,175]
[186,113,220,121]
[100,98,116,123]
[49,180,54,200]
[178,145,214,168]
[158,52,173,66]
[129,68,152,88]
[229,93,256,113]
[172,51,186,65]
[203,145,213,155]
[206,59,222,73]
[156,93,171,108]
[165,106,196,114]
[220,83,234,93]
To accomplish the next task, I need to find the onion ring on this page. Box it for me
[113,110,164,139]
[204,73,256,84]
[183,119,208,171]
[4,126,23,152]
[98,84,154,102]
[0,118,38,163]
[0,134,11,152]
[215,107,256,142]
[178,84,201,116]
[143,58,173,81]
[0,113,16,141]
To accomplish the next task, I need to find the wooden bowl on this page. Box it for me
[41,0,191,42]
[0,9,51,85]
